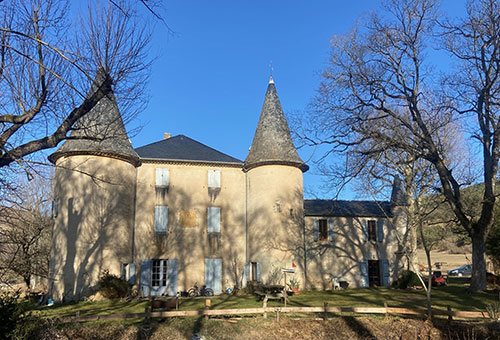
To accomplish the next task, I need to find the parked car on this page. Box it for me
[448,264,472,277]
[431,271,447,286]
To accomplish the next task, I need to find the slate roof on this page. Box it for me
[135,135,243,165]
[49,70,140,166]
[304,199,393,218]
[244,77,308,172]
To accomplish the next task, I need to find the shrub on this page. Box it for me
[396,270,421,289]
[0,290,42,339]
[97,270,129,299]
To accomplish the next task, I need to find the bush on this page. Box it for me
[97,270,129,299]
[0,291,41,339]
[395,270,421,289]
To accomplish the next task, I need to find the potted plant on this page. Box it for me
[288,278,300,295]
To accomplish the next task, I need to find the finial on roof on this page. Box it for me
[269,61,274,84]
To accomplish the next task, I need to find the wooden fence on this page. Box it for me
[61,302,492,323]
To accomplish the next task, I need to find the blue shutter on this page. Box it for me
[256,262,261,281]
[377,219,384,242]
[205,258,213,289]
[128,263,136,285]
[359,261,369,287]
[207,207,221,233]
[155,205,168,233]
[140,260,152,297]
[381,259,390,286]
[166,259,178,296]
[155,168,169,188]
[242,263,249,287]
[313,219,319,242]
[213,259,222,294]
[361,220,368,241]
[328,218,335,243]
[208,170,221,188]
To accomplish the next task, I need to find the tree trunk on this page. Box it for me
[469,229,487,292]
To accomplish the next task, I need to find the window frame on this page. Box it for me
[318,218,328,241]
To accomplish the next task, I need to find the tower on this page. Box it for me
[48,70,140,301]
[244,76,308,285]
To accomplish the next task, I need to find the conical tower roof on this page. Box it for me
[244,77,308,172]
[49,69,140,166]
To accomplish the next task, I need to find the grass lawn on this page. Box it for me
[35,283,499,320]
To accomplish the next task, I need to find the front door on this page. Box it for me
[368,260,381,287]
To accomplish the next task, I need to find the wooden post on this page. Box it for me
[263,297,268,319]
[384,301,388,319]
[447,305,453,322]
[323,302,329,321]
[276,308,280,322]
[175,297,179,310]
[284,272,288,308]
[204,299,211,320]
[145,306,152,322]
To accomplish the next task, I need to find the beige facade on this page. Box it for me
[49,77,408,301]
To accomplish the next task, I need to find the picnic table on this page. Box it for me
[254,284,288,303]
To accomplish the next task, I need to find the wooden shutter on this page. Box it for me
[377,219,384,242]
[313,219,319,242]
[361,220,368,241]
[166,259,178,296]
[140,260,152,297]
[208,169,221,188]
[155,168,169,188]
[205,258,222,294]
[207,207,221,233]
[128,263,136,285]
[381,259,390,287]
[328,218,335,243]
[359,261,369,287]
[242,263,250,287]
[154,205,168,233]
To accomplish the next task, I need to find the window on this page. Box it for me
[152,259,167,287]
[208,169,221,189]
[155,168,169,188]
[207,207,221,233]
[154,205,168,233]
[319,219,328,241]
[368,220,377,241]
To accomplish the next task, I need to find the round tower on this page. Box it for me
[48,70,140,301]
[244,76,308,286]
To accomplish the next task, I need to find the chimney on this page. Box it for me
[163,132,171,140]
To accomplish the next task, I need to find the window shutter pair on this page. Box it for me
[362,219,384,242]
[155,168,169,188]
[208,170,221,188]
[207,207,221,233]
[313,218,335,242]
[154,205,168,233]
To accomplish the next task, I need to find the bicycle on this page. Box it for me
[188,282,214,297]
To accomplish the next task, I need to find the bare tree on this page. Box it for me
[306,0,499,291]
[0,0,152,172]
[0,176,52,292]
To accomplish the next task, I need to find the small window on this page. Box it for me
[208,169,221,189]
[152,259,167,287]
[368,220,377,241]
[155,168,169,188]
[154,205,168,233]
[319,219,328,241]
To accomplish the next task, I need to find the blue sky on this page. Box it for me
[130,0,466,199]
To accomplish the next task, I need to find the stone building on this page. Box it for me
[48,73,408,301]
